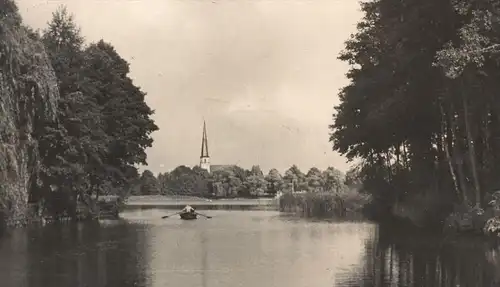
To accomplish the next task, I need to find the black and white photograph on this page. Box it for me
[1,0,500,286]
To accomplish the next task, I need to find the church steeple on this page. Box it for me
[200,120,210,173]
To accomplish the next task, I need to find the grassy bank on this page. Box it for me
[278,188,372,218]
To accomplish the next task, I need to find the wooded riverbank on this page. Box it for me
[0,1,156,230]
[327,0,500,241]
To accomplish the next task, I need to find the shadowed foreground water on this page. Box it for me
[0,209,500,287]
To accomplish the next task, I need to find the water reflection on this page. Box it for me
[0,221,149,287]
[337,224,500,287]
[1,210,500,286]
[201,230,208,287]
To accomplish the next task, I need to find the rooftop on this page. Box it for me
[210,165,237,172]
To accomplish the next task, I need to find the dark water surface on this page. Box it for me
[0,209,499,287]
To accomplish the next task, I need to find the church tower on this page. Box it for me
[200,120,210,173]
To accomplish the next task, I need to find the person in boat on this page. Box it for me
[181,205,196,214]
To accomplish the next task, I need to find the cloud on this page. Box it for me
[17,0,362,174]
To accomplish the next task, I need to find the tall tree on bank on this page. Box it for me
[156,172,171,195]
[38,6,105,218]
[82,40,158,198]
[434,0,500,209]
[167,166,199,195]
[330,0,453,208]
[306,167,324,192]
[39,6,158,211]
[140,170,160,195]
[243,165,267,196]
[265,168,284,194]
[283,165,308,192]
[322,167,345,193]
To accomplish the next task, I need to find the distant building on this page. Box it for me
[210,165,237,173]
[199,120,211,173]
[199,121,233,174]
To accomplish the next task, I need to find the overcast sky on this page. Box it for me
[17,0,362,174]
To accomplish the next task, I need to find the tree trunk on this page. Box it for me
[395,144,401,166]
[385,151,392,183]
[449,107,468,204]
[439,101,461,202]
[455,142,469,205]
[402,143,409,169]
[462,92,481,208]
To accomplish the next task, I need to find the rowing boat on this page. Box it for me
[179,212,198,220]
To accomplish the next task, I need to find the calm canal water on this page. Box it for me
[0,209,499,287]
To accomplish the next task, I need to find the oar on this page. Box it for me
[162,212,181,219]
[195,212,212,219]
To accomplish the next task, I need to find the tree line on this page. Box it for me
[330,0,500,220]
[134,165,349,198]
[2,3,158,221]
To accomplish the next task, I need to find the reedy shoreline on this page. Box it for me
[278,188,372,218]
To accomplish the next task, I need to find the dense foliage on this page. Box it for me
[1,4,158,221]
[135,165,347,198]
[0,0,60,226]
[330,0,500,229]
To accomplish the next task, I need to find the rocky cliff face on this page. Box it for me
[0,2,59,226]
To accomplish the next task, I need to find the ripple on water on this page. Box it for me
[0,210,498,287]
